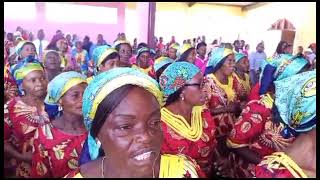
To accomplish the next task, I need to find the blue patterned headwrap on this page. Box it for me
[204,47,233,75]
[274,70,316,136]
[10,55,44,95]
[153,56,174,72]
[92,45,118,75]
[82,67,163,161]
[44,71,87,119]
[137,47,150,59]
[159,62,200,98]
[234,53,247,63]
[259,54,308,95]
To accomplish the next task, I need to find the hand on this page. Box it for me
[212,159,231,177]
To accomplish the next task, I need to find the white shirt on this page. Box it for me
[33,39,49,60]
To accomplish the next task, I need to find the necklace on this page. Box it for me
[101,156,106,178]
[152,153,160,178]
[161,106,203,141]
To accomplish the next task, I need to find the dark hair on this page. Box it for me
[100,52,120,66]
[276,41,288,54]
[137,42,148,49]
[177,48,195,62]
[212,39,218,45]
[156,63,171,82]
[115,43,132,52]
[196,42,207,50]
[165,88,183,106]
[233,40,240,46]
[90,85,135,138]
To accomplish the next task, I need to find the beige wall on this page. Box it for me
[125,2,316,54]
[243,2,316,55]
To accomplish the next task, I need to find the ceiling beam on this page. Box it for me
[242,2,270,11]
[187,2,196,7]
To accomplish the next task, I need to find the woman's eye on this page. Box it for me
[119,125,131,130]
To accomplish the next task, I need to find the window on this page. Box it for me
[4,2,37,20]
[45,3,118,24]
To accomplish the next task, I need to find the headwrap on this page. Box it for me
[274,70,316,136]
[153,56,174,72]
[179,43,193,56]
[82,67,163,160]
[308,43,316,49]
[204,47,233,75]
[42,50,60,65]
[159,62,200,97]
[10,56,44,95]
[15,40,34,56]
[113,40,131,49]
[92,45,117,75]
[259,54,308,95]
[234,53,247,63]
[44,71,87,119]
[136,47,150,59]
[169,43,180,50]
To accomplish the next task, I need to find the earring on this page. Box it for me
[181,96,185,101]
[58,105,63,111]
[96,138,101,146]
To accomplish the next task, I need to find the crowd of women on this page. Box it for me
[3,26,316,178]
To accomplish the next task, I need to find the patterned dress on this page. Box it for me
[160,109,216,176]
[202,74,244,177]
[4,63,19,103]
[226,93,294,177]
[4,97,50,177]
[233,72,251,99]
[31,123,87,178]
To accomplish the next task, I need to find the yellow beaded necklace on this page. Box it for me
[208,73,236,102]
[161,106,203,142]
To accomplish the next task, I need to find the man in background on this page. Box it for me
[249,42,266,86]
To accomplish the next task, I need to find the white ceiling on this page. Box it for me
[198,2,257,7]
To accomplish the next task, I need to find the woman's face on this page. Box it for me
[236,57,249,73]
[58,39,68,52]
[20,44,36,58]
[182,73,205,106]
[22,70,48,98]
[220,54,235,76]
[138,52,150,69]
[98,87,162,176]
[186,49,196,64]
[99,56,120,73]
[44,52,61,70]
[197,46,207,57]
[59,83,87,117]
[119,44,132,64]
[168,48,177,60]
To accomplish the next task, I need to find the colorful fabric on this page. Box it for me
[160,108,216,176]
[65,154,205,178]
[4,97,50,177]
[136,47,150,59]
[159,62,200,97]
[112,40,131,48]
[72,50,90,75]
[203,74,247,177]
[92,45,116,71]
[153,56,174,72]
[255,152,308,178]
[259,54,308,95]
[234,53,247,63]
[4,62,19,102]
[169,43,180,50]
[31,123,87,178]
[15,41,33,56]
[131,64,155,78]
[44,71,87,119]
[274,70,316,133]
[194,56,208,74]
[82,67,163,160]
[205,47,233,75]
[233,72,251,97]
[179,43,193,56]
[10,56,44,95]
